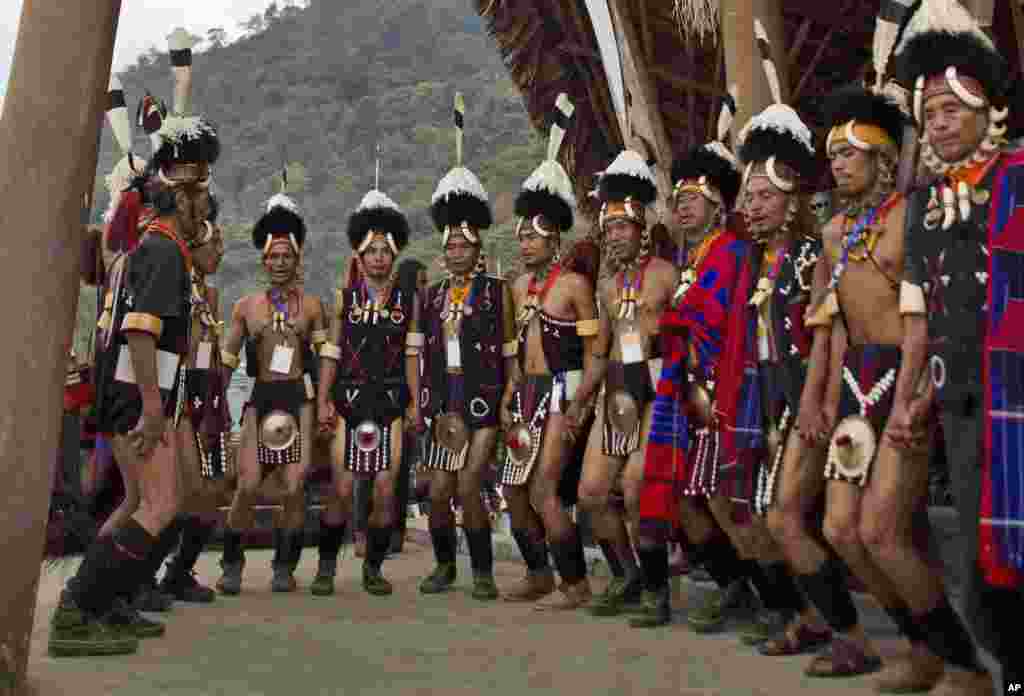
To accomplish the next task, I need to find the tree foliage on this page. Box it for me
[88,0,541,343]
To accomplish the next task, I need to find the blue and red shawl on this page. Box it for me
[981,148,1024,588]
[638,230,750,532]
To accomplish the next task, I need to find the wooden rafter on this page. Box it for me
[651,67,727,98]
[706,38,725,138]
[786,19,813,70]
[637,0,656,65]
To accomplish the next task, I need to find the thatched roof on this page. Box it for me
[476,0,1024,201]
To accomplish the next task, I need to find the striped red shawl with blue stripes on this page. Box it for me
[981,148,1024,588]
[638,230,750,532]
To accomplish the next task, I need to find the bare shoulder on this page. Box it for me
[887,195,907,234]
[560,270,594,296]
[302,292,323,316]
[511,273,530,297]
[821,215,844,253]
[647,257,677,283]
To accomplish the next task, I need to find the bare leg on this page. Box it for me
[530,413,590,609]
[361,418,403,595]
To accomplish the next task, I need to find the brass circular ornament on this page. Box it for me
[260,410,298,451]
[688,382,713,427]
[354,420,382,453]
[607,389,640,435]
[827,416,877,481]
[434,412,469,452]
[505,423,534,466]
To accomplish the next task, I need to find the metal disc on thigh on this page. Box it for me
[435,412,469,452]
[260,410,298,451]
[505,423,534,466]
[688,383,713,427]
[827,416,877,480]
[354,420,382,453]
[607,389,639,435]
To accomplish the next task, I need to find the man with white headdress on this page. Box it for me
[416,94,514,601]
[217,182,327,595]
[499,95,602,609]
[48,31,221,655]
[317,185,419,596]
[892,0,1022,691]
[576,148,676,618]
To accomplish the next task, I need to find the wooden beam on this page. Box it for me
[707,38,725,139]
[786,19,813,70]
[720,0,790,137]
[0,0,121,689]
[608,0,675,211]
[637,0,656,65]
[1008,0,1024,84]
[791,22,839,101]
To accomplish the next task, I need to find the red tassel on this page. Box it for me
[106,189,143,255]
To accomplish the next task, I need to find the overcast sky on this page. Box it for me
[0,0,283,99]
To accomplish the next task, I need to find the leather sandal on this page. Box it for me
[758,623,832,656]
[805,637,883,678]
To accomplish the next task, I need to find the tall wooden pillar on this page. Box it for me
[0,1,120,691]
[720,0,789,138]
[607,0,675,216]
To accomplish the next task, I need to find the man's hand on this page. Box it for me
[317,398,336,434]
[886,396,931,449]
[500,391,515,430]
[797,394,834,444]
[130,401,167,457]
[405,403,424,434]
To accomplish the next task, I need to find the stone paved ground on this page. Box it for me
[26,536,924,696]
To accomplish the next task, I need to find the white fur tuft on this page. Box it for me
[702,141,740,172]
[736,104,814,155]
[357,189,403,213]
[431,166,489,206]
[893,0,994,58]
[266,193,300,215]
[523,160,576,210]
[604,150,656,183]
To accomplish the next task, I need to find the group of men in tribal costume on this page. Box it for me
[46,2,1021,692]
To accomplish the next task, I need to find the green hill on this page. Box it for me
[78,0,551,353]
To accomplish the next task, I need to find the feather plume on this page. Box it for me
[754,18,782,104]
[454,92,465,167]
[548,93,575,161]
[717,84,738,142]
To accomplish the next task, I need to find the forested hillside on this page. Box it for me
[79,0,559,351]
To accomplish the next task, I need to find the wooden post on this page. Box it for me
[606,0,675,217]
[720,0,789,139]
[0,1,120,691]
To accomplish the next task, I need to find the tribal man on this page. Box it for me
[500,100,601,609]
[578,149,674,617]
[635,134,761,631]
[417,99,512,600]
[157,194,230,605]
[217,188,327,595]
[318,187,418,596]
[727,99,836,654]
[49,105,221,656]
[892,1,1021,691]
[779,84,931,682]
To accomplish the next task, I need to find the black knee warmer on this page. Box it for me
[465,527,494,575]
[637,544,669,592]
[693,538,747,589]
[430,525,457,566]
[318,520,346,562]
[599,540,626,578]
[550,531,586,585]
[918,598,982,673]
[365,525,393,569]
[511,528,550,572]
[795,555,859,633]
[750,561,807,614]
[222,529,244,565]
[884,604,926,643]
